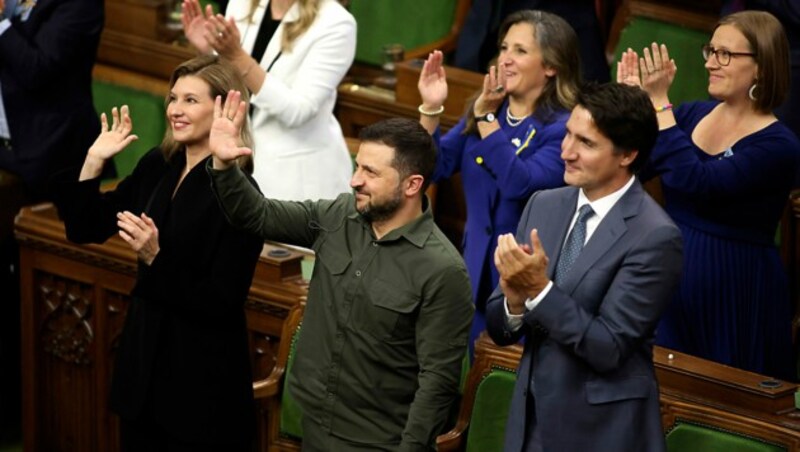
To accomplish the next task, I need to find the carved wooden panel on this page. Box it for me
[16,204,307,452]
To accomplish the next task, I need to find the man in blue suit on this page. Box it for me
[0,0,105,440]
[486,82,683,451]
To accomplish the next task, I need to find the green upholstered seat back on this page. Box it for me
[666,422,786,452]
[348,0,457,66]
[92,81,166,179]
[611,17,711,106]
[279,323,304,439]
[465,368,516,452]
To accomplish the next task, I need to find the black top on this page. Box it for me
[251,3,282,64]
[52,148,263,444]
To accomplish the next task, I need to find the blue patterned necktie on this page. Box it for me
[554,204,594,283]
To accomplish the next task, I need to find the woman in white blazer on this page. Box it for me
[182,0,356,201]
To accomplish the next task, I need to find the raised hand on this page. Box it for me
[88,105,138,161]
[117,211,160,265]
[474,63,507,116]
[418,50,448,111]
[209,90,251,169]
[181,0,215,55]
[205,14,244,60]
[80,106,138,181]
[639,42,677,101]
[616,48,642,88]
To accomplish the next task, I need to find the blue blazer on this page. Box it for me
[486,180,683,452]
[433,108,566,305]
[0,0,104,191]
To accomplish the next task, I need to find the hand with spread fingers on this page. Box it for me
[474,63,507,117]
[80,105,138,181]
[494,230,550,314]
[117,211,160,265]
[210,90,252,169]
[181,0,216,55]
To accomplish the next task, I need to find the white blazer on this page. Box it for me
[227,0,356,201]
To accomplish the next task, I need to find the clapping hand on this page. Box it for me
[204,13,244,60]
[617,43,676,101]
[117,211,159,265]
[181,0,215,54]
[616,48,642,88]
[494,229,550,315]
[474,63,507,117]
[209,90,251,170]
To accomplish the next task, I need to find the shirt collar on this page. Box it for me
[349,196,434,248]
[576,175,635,221]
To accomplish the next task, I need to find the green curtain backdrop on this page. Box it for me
[349,0,457,66]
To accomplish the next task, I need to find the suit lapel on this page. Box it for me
[556,180,644,293]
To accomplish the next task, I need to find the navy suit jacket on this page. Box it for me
[486,180,683,452]
[0,0,104,192]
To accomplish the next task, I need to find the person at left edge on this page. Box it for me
[51,56,263,451]
[0,0,108,196]
[0,0,107,433]
[207,116,474,451]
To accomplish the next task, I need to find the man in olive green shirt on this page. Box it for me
[207,111,474,451]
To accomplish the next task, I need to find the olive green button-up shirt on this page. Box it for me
[209,164,474,451]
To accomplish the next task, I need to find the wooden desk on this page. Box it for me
[453,336,800,450]
[15,203,307,452]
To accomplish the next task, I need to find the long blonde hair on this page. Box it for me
[247,0,320,52]
[161,55,255,173]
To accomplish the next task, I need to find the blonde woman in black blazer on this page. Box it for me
[53,55,262,452]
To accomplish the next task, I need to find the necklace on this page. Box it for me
[505,108,529,127]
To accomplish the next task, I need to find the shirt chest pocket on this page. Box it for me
[364,278,421,343]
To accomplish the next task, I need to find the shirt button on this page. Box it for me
[327,392,334,399]
[355,270,362,277]
[475,156,484,165]
[372,241,378,247]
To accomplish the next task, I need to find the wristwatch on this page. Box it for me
[475,112,497,123]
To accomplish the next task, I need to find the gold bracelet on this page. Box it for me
[418,104,444,117]
[241,60,258,78]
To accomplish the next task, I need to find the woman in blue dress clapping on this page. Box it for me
[618,10,800,380]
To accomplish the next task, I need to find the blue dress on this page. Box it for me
[433,102,568,354]
[648,101,800,381]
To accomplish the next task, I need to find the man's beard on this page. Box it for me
[356,186,403,223]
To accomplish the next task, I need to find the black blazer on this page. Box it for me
[0,0,105,191]
[53,148,263,444]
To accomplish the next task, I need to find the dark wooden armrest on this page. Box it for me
[435,420,468,451]
[252,300,306,399]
